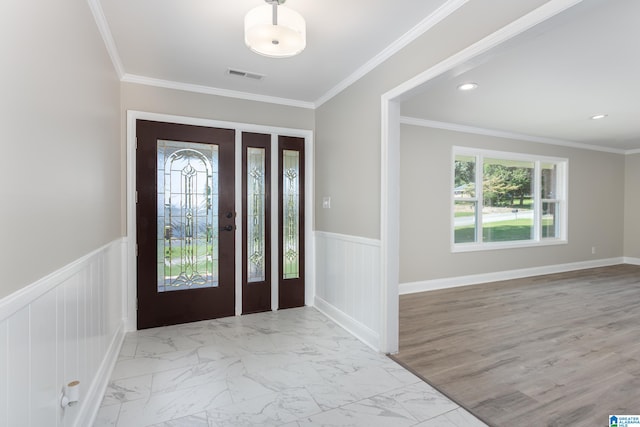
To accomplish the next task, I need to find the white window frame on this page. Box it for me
[451,146,568,252]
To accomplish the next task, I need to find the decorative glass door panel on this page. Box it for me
[242,133,271,314]
[282,150,300,279]
[278,136,305,309]
[136,120,235,329]
[157,140,219,292]
[247,147,265,282]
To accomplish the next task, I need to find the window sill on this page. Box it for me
[451,238,568,253]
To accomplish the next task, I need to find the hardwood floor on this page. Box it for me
[392,264,640,427]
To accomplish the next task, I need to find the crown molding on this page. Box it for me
[121,74,316,109]
[87,0,125,78]
[89,0,468,110]
[400,116,628,155]
[384,0,584,103]
[625,148,640,155]
[314,0,469,108]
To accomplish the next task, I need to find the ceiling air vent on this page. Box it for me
[227,68,265,81]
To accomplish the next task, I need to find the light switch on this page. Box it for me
[322,197,331,209]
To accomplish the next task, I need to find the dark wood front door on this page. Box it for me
[136,120,236,329]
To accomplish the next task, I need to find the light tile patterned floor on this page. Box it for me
[94,307,486,426]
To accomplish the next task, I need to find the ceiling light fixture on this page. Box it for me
[590,114,608,120]
[457,82,478,91]
[244,0,306,58]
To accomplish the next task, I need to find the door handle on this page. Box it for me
[221,225,234,232]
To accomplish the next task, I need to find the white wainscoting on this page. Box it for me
[314,231,382,351]
[400,257,625,295]
[0,238,126,427]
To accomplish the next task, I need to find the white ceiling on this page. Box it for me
[96,0,640,152]
[401,0,640,152]
[99,0,450,106]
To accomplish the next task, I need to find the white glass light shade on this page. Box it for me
[245,4,306,58]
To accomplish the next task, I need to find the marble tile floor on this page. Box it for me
[94,307,486,427]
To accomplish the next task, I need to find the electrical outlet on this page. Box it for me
[591,246,596,255]
[322,197,331,209]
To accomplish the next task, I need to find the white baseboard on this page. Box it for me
[400,257,625,295]
[77,322,125,427]
[314,296,380,352]
[623,257,640,265]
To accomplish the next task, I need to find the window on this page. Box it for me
[453,147,567,251]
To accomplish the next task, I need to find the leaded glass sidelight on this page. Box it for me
[247,147,266,282]
[283,150,300,279]
[157,140,219,292]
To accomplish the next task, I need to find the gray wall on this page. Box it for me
[625,153,640,258]
[120,83,315,131]
[399,125,626,283]
[0,0,121,298]
[314,0,550,239]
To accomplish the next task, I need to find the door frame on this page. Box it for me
[125,110,314,331]
[379,0,584,353]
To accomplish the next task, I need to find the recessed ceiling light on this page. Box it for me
[590,114,608,120]
[457,82,478,91]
